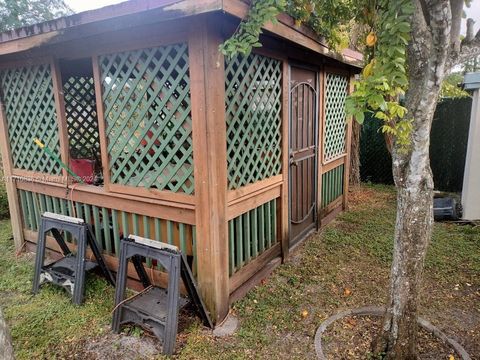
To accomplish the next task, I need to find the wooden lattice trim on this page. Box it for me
[225,53,283,190]
[99,42,194,194]
[0,63,62,174]
[324,73,349,163]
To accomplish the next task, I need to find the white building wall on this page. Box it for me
[462,89,480,220]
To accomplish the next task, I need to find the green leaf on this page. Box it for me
[355,111,365,124]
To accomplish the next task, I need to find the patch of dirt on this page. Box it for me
[348,186,395,210]
[49,309,199,359]
[51,328,162,360]
[322,315,459,360]
[419,276,480,357]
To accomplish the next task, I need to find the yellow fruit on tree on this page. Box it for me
[366,32,377,47]
[363,60,375,78]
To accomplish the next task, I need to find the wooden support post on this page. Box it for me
[92,55,112,192]
[280,61,290,259]
[50,58,70,183]
[343,74,355,210]
[189,18,229,324]
[317,68,326,222]
[0,100,24,251]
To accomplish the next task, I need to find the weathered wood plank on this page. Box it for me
[227,186,281,220]
[229,242,281,293]
[189,18,229,323]
[322,156,346,173]
[320,199,343,227]
[91,55,112,193]
[15,180,195,224]
[50,58,70,182]
[321,195,343,218]
[108,184,195,206]
[280,59,289,258]
[316,69,325,229]
[343,74,355,210]
[227,174,282,203]
[0,101,24,250]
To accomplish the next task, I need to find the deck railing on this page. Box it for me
[18,188,197,275]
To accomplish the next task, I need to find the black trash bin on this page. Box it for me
[433,197,459,221]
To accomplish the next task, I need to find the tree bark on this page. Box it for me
[0,307,14,360]
[373,1,452,358]
[349,119,361,186]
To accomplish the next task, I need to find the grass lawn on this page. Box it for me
[0,184,479,359]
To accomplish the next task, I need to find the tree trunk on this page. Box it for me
[349,119,361,186]
[373,151,434,359]
[373,1,452,358]
[373,77,437,360]
[0,307,14,360]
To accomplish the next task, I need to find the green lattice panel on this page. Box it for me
[64,76,101,160]
[99,43,194,194]
[324,73,349,162]
[0,64,61,174]
[225,54,282,190]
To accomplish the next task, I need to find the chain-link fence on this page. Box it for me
[360,97,472,192]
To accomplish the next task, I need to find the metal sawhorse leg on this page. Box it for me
[112,235,212,356]
[32,212,115,305]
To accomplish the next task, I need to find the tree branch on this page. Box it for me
[449,21,480,69]
[450,0,463,51]
[408,0,431,76]
[466,18,475,41]
[418,0,430,26]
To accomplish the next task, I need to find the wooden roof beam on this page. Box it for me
[223,0,363,68]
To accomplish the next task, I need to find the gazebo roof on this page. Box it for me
[0,0,362,67]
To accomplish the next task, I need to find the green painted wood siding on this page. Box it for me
[324,73,349,162]
[99,43,194,194]
[0,64,62,174]
[225,54,282,190]
[321,165,344,208]
[18,190,197,275]
[228,199,277,275]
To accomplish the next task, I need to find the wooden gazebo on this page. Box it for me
[0,0,361,323]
